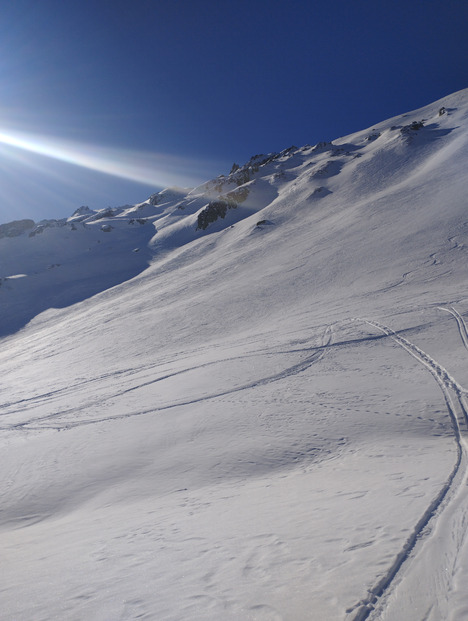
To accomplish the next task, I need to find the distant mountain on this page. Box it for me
[2,89,468,621]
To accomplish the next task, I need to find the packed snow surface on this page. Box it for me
[2,89,468,620]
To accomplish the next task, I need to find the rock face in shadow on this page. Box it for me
[196,199,237,230]
[0,220,35,238]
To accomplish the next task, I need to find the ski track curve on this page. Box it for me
[7,310,468,618]
[2,324,335,431]
[347,314,468,621]
[439,306,468,352]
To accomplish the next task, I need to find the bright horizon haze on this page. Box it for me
[0,0,467,223]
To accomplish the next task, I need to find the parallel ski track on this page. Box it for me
[439,306,468,352]
[8,310,468,616]
[4,325,334,431]
[348,312,468,621]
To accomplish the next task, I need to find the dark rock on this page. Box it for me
[400,120,425,140]
[71,206,93,217]
[196,199,237,231]
[91,208,115,221]
[0,219,35,238]
[148,193,160,206]
[224,187,250,203]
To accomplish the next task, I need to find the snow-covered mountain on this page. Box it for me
[2,89,468,620]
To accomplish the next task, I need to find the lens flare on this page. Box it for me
[0,128,211,190]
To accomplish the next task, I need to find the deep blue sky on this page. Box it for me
[0,0,467,222]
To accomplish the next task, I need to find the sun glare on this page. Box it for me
[0,128,209,190]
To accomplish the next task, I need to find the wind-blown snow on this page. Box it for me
[2,89,468,620]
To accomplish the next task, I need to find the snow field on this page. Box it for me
[2,89,468,619]
[0,313,461,619]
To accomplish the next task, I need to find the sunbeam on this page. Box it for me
[0,128,211,190]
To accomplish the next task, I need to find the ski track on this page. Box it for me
[439,306,468,352]
[347,310,468,621]
[1,324,335,431]
[5,308,468,618]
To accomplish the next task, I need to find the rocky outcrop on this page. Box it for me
[196,199,237,231]
[29,219,69,237]
[0,219,35,238]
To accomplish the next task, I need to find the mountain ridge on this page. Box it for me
[2,88,468,620]
[2,87,467,340]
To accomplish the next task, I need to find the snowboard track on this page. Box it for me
[348,310,468,621]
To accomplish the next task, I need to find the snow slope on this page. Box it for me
[2,89,468,620]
